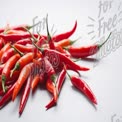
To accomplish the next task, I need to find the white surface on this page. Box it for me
[0,0,122,122]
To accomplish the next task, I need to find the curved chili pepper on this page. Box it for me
[0,82,16,107]
[0,85,12,96]
[42,56,55,77]
[52,21,77,42]
[46,78,58,102]
[36,37,46,47]
[10,52,34,77]
[0,43,11,60]
[31,74,40,91]
[65,33,112,58]
[16,38,32,45]
[45,68,66,109]
[70,76,97,105]
[1,45,23,64]
[19,75,32,115]
[1,48,16,64]
[1,54,20,92]
[32,43,89,71]
[12,63,34,101]
[44,49,89,71]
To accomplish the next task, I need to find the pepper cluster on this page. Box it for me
[0,16,111,116]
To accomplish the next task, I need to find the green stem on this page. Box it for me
[27,22,41,30]
[23,27,38,42]
[11,45,24,56]
[99,32,112,48]
[30,38,44,53]
[2,75,6,92]
[46,14,52,42]
[70,36,81,45]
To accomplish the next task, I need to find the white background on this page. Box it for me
[0,0,122,122]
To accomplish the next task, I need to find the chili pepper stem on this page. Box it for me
[31,38,44,53]
[11,45,24,56]
[27,22,41,30]
[70,36,81,45]
[10,63,20,77]
[98,32,112,48]
[2,75,6,92]
[23,27,38,42]
[63,65,71,79]
[46,14,51,41]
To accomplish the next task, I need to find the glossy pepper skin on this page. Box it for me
[42,49,89,71]
[45,68,66,109]
[66,45,98,58]
[52,21,77,42]
[0,82,16,107]
[70,76,97,105]
[19,75,32,115]
[65,32,112,58]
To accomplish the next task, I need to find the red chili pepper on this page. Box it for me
[0,82,16,107]
[52,21,77,42]
[45,68,66,109]
[0,85,12,96]
[70,76,97,105]
[0,43,11,60]
[46,78,58,102]
[5,30,25,35]
[33,43,89,71]
[10,52,34,77]
[0,37,5,49]
[46,15,55,50]
[1,48,16,64]
[19,75,32,115]
[14,43,37,54]
[12,63,34,101]
[0,64,5,75]
[0,24,39,33]
[16,38,32,45]
[1,54,20,92]
[65,33,112,58]
[0,33,39,43]
[31,74,40,91]
[44,49,89,71]
[42,56,55,77]
[36,37,46,47]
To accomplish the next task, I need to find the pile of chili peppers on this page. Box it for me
[0,16,111,116]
